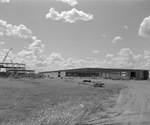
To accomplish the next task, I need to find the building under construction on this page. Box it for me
[0,48,35,77]
[39,68,149,80]
[0,62,35,77]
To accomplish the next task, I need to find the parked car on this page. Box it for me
[83,80,91,82]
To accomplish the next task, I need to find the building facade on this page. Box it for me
[39,68,149,80]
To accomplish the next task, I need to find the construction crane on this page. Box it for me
[2,48,13,63]
[0,48,13,73]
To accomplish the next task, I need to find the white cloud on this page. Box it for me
[86,57,94,60]
[93,50,99,54]
[139,16,150,37]
[46,8,93,23]
[48,53,64,62]
[0,20,47,72]
[2,47,150,72]
[124,25,128,29]
[1,20,150,72]
[117,48,132,56]
[26,48,150,71]
[56,0,78,6]
[0,20,34,40]
[101,34,106,37]
[106,54,114,60]
[0,32,3,36]
[17,50,32,57]
[0,20,44,52]
[63,58,80,69]
[0,41,5,44]
[28,40,45,51]
[102,48,150,69]
[112,36,122,43]
[0,0,9,3]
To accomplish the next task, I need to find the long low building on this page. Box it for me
[39,68,149,80]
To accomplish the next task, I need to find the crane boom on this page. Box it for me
[2,48,13,63]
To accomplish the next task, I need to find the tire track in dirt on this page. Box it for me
[107,82,150,125]
[111,87,145,125]
[87,81,150,125]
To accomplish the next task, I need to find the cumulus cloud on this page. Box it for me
[102,48,150,69]
[15,49,47,72]
[101,34,106,37]
[2,47,150,72]
[0,41,5,44]
[56,0,78,6]
[0,20,48,72]
[17,50,32,57]
[28,40,45,52]
[117,48,132,56]
[2,20,150,72]
[0,20,46,59]
[0,0,9,3]
[112,36,122,43]
[124,25,128,29]
[93,50,99,54]
[46,8,93,23]
[139,16,150,37]
[48,53,64,62]
[0,20,44,51]
[0,20,35,40]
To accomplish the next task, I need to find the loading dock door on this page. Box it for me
[130,72,136,79]
[143,71,149,80]
[58,72,61,77]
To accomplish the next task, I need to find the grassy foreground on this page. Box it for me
[0,78,123,125]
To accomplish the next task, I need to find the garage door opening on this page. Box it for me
[130,72,136,79]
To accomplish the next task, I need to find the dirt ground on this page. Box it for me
[88,79,150,125]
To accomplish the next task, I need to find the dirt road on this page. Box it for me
[88,80,150,125]
[110,80,150,125]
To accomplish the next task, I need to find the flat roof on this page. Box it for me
[0,63,25,65]
[0,63,25,69]
[39,68,149,74]
[7,70,35,72]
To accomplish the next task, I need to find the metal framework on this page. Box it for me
[0,62,35,77]
[2,48,13,63]
[0,63,25,70]
[0,48,35,78]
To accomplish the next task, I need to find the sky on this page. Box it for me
[0,0,150,72]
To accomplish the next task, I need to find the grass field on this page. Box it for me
[0,78,124,125]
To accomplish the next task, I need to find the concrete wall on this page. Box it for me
[61,71,66,77]
[44,72,58,78]
[40,69,149,80]
[42,71,66,78]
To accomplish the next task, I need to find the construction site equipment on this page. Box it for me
[0,48,13,69]
[0,48,36,78]
[9,60,19,78]
[0,48,13,73]
[2,48,13,63]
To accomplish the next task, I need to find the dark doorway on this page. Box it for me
[143,71,149,80]
[58,72,61,77]
[130,72,136,79]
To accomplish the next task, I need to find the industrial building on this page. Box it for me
[39,68,149,80]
